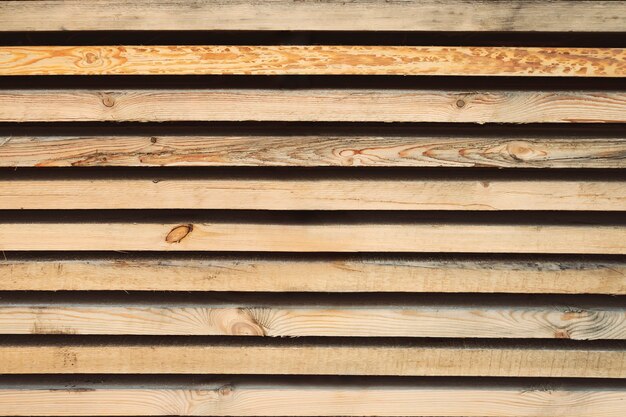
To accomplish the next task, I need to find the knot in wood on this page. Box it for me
[165,224,193,243]
[506,141,545,162]
[101,94,115,107]
[218,384,234,397]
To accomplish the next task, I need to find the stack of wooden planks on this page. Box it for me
[0,1,625,416]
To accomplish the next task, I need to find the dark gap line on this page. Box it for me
[0,374,625,389]
[0,375,625,390]
[1,334,624,350]
[0,251,623,263]
[1,75,625,90]
[2,167,626,181]
[0,121,624,138]
[0,210,624,225]
[0,291,623,309]
[1,31,625,47]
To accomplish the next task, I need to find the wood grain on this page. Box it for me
[1,344,623,377]
[1,135,626,168]
[0,223,624,254]
[4,303,624,339]
[1,46,624,76]
[3,178,624,211]
[1,90,625,123]
[1,0,624,32]
[2,384,625,416]
[2,258,625,294]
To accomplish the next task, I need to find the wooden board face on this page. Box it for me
[1,178,624,210]
[1,90,625,123]
[1,135,625,168]
[1,344,624,377]
[1,0,625,32]
[1,46,624,76]
[3,258,624,294]
[2,302,624,339]
[1,223,624,253]
[1,384,625,416]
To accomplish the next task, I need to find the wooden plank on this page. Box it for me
[2,46,624,77]
[0,223,624,254]
[1,90,625,123]
[1,135,626,169]
[1,344,623,377]
[2,178,624,211]
[1,1,624,32]
[1,383,625,416]
[3,303,624,339]
[2,258,625,294]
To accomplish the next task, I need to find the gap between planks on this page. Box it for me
[1,90,625,123]
[1,384,625,416]
[2,257,625,293]
[0,46,624,76]
[0,135,625,168]
[1,343,623,377]
[1,178,624,210]
[1,0,624,32]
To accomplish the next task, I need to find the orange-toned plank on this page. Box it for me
[1,46,623,76]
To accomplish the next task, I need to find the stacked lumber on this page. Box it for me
[0,1,624,416]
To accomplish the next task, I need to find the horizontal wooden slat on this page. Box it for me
[2,383,625,416]
[2,257,625,294]
[3,178,624,211]
[1,0,624,32]
[0,222,624,253]
[2,46,624,77]
[1,135,626,168]
[4,302,624,339]
[1,90,625,123]
[1,343,623,377]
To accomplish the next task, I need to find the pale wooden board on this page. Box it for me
[2,258,625,294]
[0,223,624,253]
[1,90,625,123]
[3,303,624,339]
[1,0,624,32]
[1,344,623,377]
[1,46,624,76]
[1,384,625,416]
[2,178,624,211]
[1,135,626,168]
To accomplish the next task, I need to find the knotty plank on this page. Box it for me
[2,46,624,76]
[0,223,624,253]
[1,384,625,416]
[4,303,624,339]
[1,90,625,123]
[2,178,624,211]
[1,135,625,168]
[2,258,625,294]
[1,344,623,377]
[1,1,624,32]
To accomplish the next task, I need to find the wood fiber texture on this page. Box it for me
[1,1,625,416]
